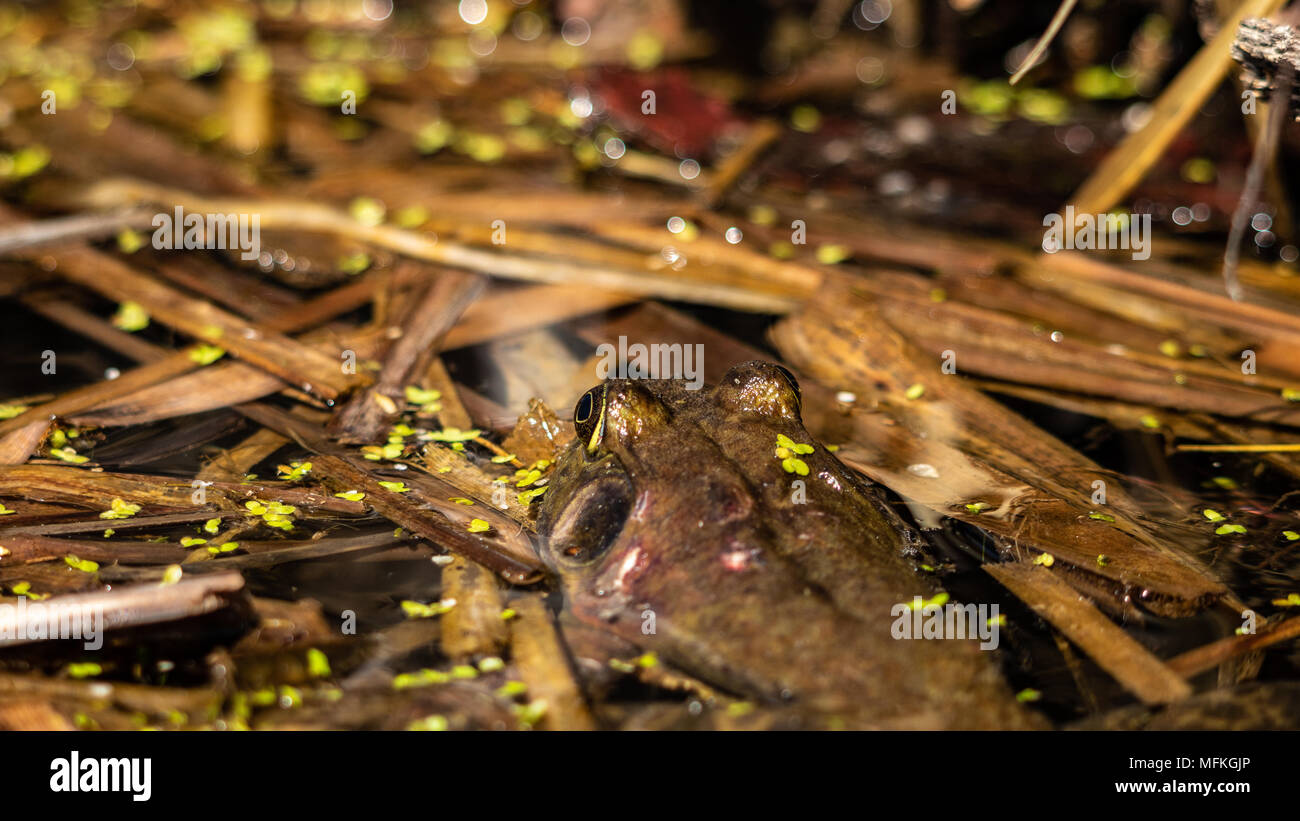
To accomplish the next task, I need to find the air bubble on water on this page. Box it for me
[561,17,591,47]
[604,138,626,160]
[679,159,701,180]
[513,11,543,41]
[878,170,914,197]
[1171,206,1192,226]
[1191,202,1211,222]
[363,0,393,22]
[907,463,940,479]
[1121,102,1153,133]
[569,94,593,119]
[1256,230,1276,248]
[1281,245,1299,263]
[822,139,853,164]
[458,0,487,26]
[468,29,497,57]
[1111,51,1137,79]
[836,391,857,404]
[1050,331,1063,343]
[895,115,933,146]
[666,216,685,233]
[1063,125,1093,154]
[107,43,135,71]
[853,0,891,30]
[856,57,885,84]
[724,227,743,244]
[104,367,121,380]
[1251,212,1272,231]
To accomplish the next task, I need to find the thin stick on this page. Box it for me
[1166,613,1300,678]
[985,561,1192,704]
[0,207,152,253]
[1009,0,1079,85]
[0,573,245,649]
[76,180,803,313]
[1223,60,1294,301]
[1175,442,1300,452]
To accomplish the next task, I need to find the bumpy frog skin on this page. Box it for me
[538,361,1043,729]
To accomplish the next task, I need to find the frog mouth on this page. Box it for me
[542,474,634,569]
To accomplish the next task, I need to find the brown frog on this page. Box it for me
[538,360,1044,729]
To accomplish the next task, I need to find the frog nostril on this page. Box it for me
[706,479,753,523]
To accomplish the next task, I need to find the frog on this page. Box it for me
[537,360,1045,729]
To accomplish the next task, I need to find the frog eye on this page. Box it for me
[573,385,607,455]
